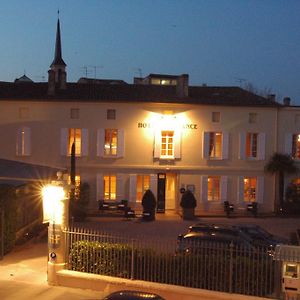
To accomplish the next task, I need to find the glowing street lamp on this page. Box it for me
[42,185,66,225]
[41,173,69,285]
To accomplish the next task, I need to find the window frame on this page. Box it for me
[104,128,118,156]
[207,176,221,201]
[243,177,257,202]
[103,174,117,201]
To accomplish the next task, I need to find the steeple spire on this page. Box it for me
[48,12,67,95]
[50,14,66,67]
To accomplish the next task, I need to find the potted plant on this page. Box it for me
[141,189,157,221]
[180,190,197,220]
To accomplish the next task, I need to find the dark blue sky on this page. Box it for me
[1,0,299,104]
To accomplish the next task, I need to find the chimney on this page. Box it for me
[283,97,291,106]
[176,74,189,98]
[267,94,276,102]
[47,69,55,96]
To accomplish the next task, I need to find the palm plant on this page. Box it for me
[264,152,299,213]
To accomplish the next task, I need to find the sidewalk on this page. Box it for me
[0,240,104,300]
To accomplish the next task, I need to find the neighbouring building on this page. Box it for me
[0,17,299,216]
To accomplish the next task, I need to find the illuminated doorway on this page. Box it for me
[166,173,176,210]
[157,173,176,212]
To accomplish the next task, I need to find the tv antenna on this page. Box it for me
[134,68,143,78]
[81,65,92,78]
[88,65,104,79]
[235,78,247,86]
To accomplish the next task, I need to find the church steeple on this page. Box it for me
[48,12,67,95]
[50,18,66,67]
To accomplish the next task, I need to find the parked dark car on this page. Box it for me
[177,230,254,254]
[233,224,289,248]
[102,290,165,300]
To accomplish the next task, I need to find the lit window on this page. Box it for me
[68,128,81,156]
[16,127,30,156]
[249,113,257,124]
[243,177,257,202]
[104,175,116,200]
[68,175,81,199]
[212,112,220,123]
[246,133,258,158]
[208,176,220,201]
[107,109,116,120]
[105,129,118,155]
[292,134,300,159]
[136,175,150,202]
[209,132,222,158]
[161,131,174,158]
[70,108,79,119]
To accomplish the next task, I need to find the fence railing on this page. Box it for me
[63,227,280,298]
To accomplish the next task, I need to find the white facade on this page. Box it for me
[0,97,298,215]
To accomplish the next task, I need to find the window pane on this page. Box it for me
[208,176,220,201]
[243,177,256,202]
[104,175,116,200]
[104,129,118,155]
[209,132,222,158]
[69,128,81,155]
[161,131,174,158]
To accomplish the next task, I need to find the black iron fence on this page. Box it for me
[64,227,280,298]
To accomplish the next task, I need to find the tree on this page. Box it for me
[264,153,299,213]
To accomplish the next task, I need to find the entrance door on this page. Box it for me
[157,173,176,212]
[157,173,166,212]
[166,173,176,210]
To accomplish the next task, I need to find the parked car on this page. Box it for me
[102,290,165,300]
[188,222,253,242]
[233,224,289,248]
[177,230,254,254]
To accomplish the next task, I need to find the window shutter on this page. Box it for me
[81,128,88,157]
[117,129,125,158]
[256,176,264,203]
[237,176,245,203]
[154,131,161,158]
[97,129,105,157]
[222,132,229,159]
[201,175,208,202]
[60,128,68,156]
[23,127,31,156]
[149,174,157,195]
[96,173,104,201]
[203,132,210,159]
[129,174,137,203]
[116,174,124,201]
[239,132,246,160]
[220,176,228,202]
[285,133,293,155]
[257,133,266,160]
[174,131,181,159]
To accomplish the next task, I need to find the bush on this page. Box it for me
[0,185,17,254]
[180,190,197,209]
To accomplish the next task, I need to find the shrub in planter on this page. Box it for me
[180,190,197,220]
[141,189,157,221]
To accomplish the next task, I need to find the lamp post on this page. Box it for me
[42,172,69,285]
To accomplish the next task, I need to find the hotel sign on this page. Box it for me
[137,122,197,129]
